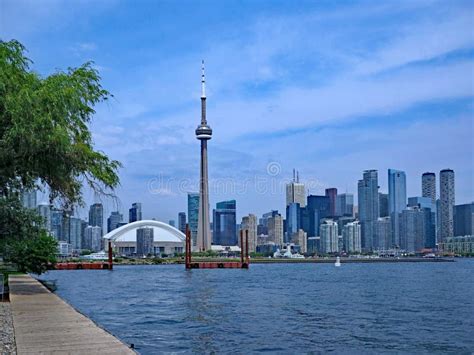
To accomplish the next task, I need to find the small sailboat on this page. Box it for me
[335,256,341,267]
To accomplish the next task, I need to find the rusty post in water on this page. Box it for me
[240,229,244,265]
[108,240,113,270]
[245,229,249,264]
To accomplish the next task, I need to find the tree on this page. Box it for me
[0,40,121,206]
[0,40,121,274]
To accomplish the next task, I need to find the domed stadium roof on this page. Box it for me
[103,220,185,243]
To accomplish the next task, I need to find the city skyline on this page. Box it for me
[3,0,473,222]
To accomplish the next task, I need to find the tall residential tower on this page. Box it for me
[196,61,212,251]
[439,169,455,241]
[422,172,436,204]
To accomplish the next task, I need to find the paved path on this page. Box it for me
[9,275,135,355]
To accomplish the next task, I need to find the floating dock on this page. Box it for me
[185,226,250,269]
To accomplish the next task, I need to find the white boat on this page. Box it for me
[335,256,341,267]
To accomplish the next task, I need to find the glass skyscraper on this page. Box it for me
[388,169,407,247]
[89,203,104,236]
[212,200,237,246]
[358,170,379,251]
[306,195,330,238]
[187,193,200,247]
[129,202,142,223]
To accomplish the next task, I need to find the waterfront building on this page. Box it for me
[268,214,284,246]
[379,193,389,218]
[107,211,123,233]
[388,169,407,247]
[84,225,102,252]
[325,188,337,217]
[178,212,186,234]
[342,221,361,253]
[50,209,63,241]
[129,202,142,223]
[375,217,392,250]
[195,62,212,251]
[454,203,474,237]
[336,193,354,217]
[399,207,431,253]
[291,229,307,253]
[37,203,51,232]
[438,235,474,254]
[358,170,379,251]
[320,219,338,254]
[307,195,330,237]
[337,216,356,235]
[285,202,301,242]
[240,214,257,253]
[103,220,184,257]
[89,203,103,236]
[69,217,83,250]
[422,172,436,204]
[57,242,72,257]
[408,197,436,248]
[187,193,200,248]
[136,227,154,256]
[286,170,306,207]
[439,169,455,241]
[212,200,237,246]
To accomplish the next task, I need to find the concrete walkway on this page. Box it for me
[9,275,135,355]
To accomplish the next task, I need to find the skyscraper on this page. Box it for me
[375,217,392,250]
[325,188,337,217]
[187,193,199,247]
[196,61,212,251]
[241,214,257,253]
[84,225,102,252]
[358,170,379,251]
[307,195,331,237]
[178,212,186,234]
[267,214,284,246]
[388,169,407,247]
[342,221,361,253]
[422,172,436,204]
[408,197,436,248]
[89,203,104,236]
[69,217,83,250]
[137,227,154,256]
[378,193,389,218]
[291,229,307,253]
[285,202,301,241]
[320,219,338,254]
[37,203,51,231]
[286,169,306,207]
[440,169,455,241]
[129,202,142,223]
[399,207,431,253]
[213,200,237,246]
[107,211,123,233]
[453,203,474,237]
[336,193,354,217]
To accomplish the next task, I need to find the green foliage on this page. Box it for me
[0,40,120,274]
[0,40,121,206]
[4,230,57,275]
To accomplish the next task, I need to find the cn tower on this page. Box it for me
[196,61,212,251]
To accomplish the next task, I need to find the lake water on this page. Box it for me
[38,260,474,354]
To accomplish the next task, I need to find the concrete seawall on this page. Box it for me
[9,275,135,354]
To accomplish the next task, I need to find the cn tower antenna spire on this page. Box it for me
[201,60,206,99]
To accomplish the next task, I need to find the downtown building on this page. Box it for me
[358,170,379,251]
[129,202,142,223]
[388,169,407,248]
[342,221,361,253]
[325,188,337,217]
[240,214,257,253]
[136,227,154,256]
[399,206,433,253]
[178,212,186,234]
[267,214,284,246]
[320,219,338,254]
[422,172,437,204]
[291,229,307,253]
[336,193,354,217]
[83,225,102,252]
[89,203,104,236]
[439,169,455,242]
[107,211,123,233]
[187,193,199,248]
[375,217,392,251]
[286,170,306,207]
[213,200,237,246]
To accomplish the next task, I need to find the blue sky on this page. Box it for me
[1,0,473,222]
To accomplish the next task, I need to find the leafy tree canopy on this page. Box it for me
[0,40,121,207]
